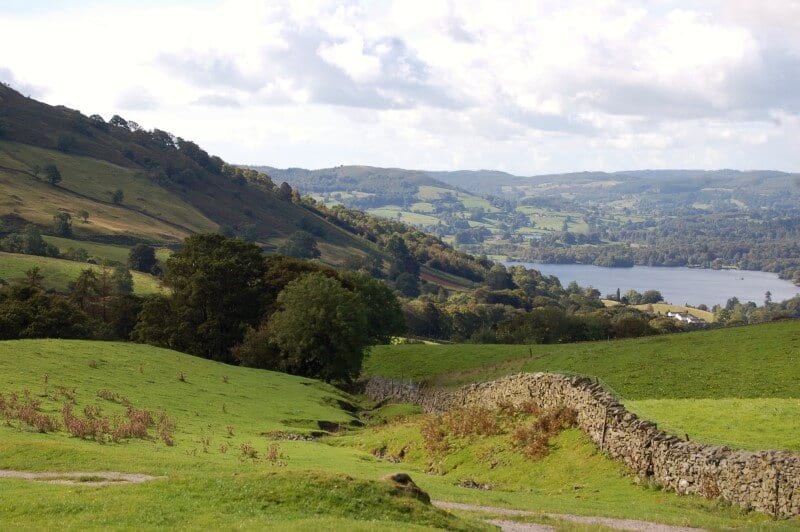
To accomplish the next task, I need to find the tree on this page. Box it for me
[486,264,514,290]
[385,235,419,279]
[277,230,320,259]
[44,164,62,185]
[394,272,420,297]
[135,234,267,362]
[623,289,642,305]
[79,210,90,223]
[640,290,664,304]
[22,226,49,256]
[52,211,73,237]
[24,266,44,290]
[69,269,98,310]
[111,189,124,204]
[765,291,772,306]
[111,265,134,295]
[278,182,293,200]
[109,115,129,129]
[128,244,157,272]
[56,133,77,153]
[340,271,405,343]
[266,272,369,382]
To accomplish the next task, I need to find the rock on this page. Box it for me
[383,473,431,504]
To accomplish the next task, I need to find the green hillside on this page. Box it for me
[41,235,172,265]
[0,339,482,530]
[366,320,800,450]
[0,84,388,266]
[0,252,162,295]
[0,339,783,529]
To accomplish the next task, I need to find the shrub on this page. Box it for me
[240,442,258,461]
[0,391,59,432]
[511,406,578,460]
[157,411,176,446]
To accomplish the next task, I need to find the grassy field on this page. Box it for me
[365,321,800,451]
[368,206,441,226]
[0,339,482,530]
[42,235,173,265]
[0,339,787,529]
[0,252,162,295]
[42,236,131,263]
[632,303,715,322]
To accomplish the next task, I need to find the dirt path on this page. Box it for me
[0,470,164,486]
[433,500,703,532]
[485,519,555,531]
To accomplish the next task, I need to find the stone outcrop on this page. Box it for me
[365,373,800,518]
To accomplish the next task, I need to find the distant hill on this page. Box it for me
[431,167,800,203]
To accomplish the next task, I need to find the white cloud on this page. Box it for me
[0,0,797,174]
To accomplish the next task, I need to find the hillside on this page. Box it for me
[0,84,387,266]
[0,339,483,530]
[0,339,782,529]
[366,320,800,451]
[0,251,161,295]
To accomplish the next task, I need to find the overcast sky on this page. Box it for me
[1,0,799,174]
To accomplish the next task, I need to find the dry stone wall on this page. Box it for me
[365,373,800,518]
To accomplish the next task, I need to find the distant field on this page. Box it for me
[42,235,173,265]
[368,206,440,226]
[0,252,162,295]
[633,303,715,322]
[627,398,800,451]
[366,321,800,450]
[366,321,800,398]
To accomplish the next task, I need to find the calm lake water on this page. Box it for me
[506,262,800,307]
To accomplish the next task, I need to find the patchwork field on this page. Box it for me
[366,320,800,451]
[0,339,789,529]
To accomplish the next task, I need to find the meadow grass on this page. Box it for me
[42,235,131,263]
[42,235,173,265]
[0,339,793,529]
[365,321,800,451]
[365,321,800,399]
[626,398,800,451]
[0,252,162,295]
[0,339,484,530]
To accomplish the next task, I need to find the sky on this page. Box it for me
[1,0,799,175]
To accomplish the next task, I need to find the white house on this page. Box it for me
[666,311,705,324]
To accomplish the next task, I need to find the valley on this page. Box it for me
[2,4,800,527]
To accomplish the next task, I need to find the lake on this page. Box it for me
[506,262,800,307]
